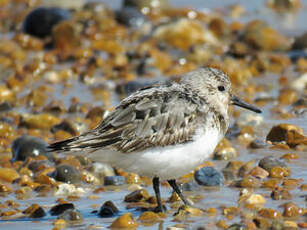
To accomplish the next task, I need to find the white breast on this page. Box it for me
[89,128,222,180]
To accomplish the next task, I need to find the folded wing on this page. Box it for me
[48,85,204,154]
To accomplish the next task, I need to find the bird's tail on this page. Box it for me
[48,136,81,152]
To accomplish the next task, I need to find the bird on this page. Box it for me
[48,67,261,212]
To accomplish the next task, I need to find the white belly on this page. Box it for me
[89,128,222,180]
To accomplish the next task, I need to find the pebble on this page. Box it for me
[115,7,147,28]
[109,213,138,229]
[51,164,81,184]
[138,211,161,223]
[90,162,115,177]
[0,168,19,182]
[104,176,126,186]
[58,209,83,224]
[248,139,267,149]
[23,7,71,38]
[11,135,51,162]
[213,147,238,160]
[173,205,204,221]
[238,160,255,177]
[154,18,215,50]
[282,202,302,217]
[291,72,307,91]
[249,166,269,179]
[258,208,282,219]
[233,176,261,188]
[50,203,75,216]
[98,201,119,217]
[126,173,142,184]
[266,123,307,147]
[20,113,60,130]
[245,194,266,206]
[293,32,307,49]
[23,203,46,218]
[258,156,287,172]
[222,161,244,181]
[194,167,224,186]
[124,189,150,202]
[54,184,85,196]
[52,21,81,53]
[50,120,78,136]
[243,20,291,51]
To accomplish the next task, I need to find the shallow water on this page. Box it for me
[1,0,307,229]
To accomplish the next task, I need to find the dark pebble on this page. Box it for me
[29,207,46,218]
[104,176,125,186]
[249,139,267,149]
[115,7,147,27]
[0,102,12,113]
[98,201,119,217]
[23,7,71,38]
[50,203,75,216]
[222,168,237,181]
[194,167,224,186]
[225,123,241,139]
[51,120,78,136]
[11,135,52,162]
[51,164,81,184]
[58,209,82,223]
[292,32,307,50]
[258,156,287,171]
[86,107,105,120]
[271,188,292,200]
[181,181,200,191]
[28,160,53,173]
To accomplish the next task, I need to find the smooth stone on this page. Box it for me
[124,189,150,202]
[11,135,52,162]
[58,209,82,223]
[293,32,307,49]
[115,7,147,27]
[50,203,75,216]
[181,181,200,191]
[90,162,115,177]
[51,164,81,184]
[104,176,125,186]
[23,204,46,218]
[0,102,12,112]
[109,213,138,229]
[23,7,71,38]
[258,156,287,172]
[98,201,119,217]
[194,167,224,186]
[213,147,238,160]
[29,206,46,218]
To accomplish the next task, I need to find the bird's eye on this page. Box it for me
[218,86,225,92]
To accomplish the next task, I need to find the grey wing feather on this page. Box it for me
[48,85,203,153]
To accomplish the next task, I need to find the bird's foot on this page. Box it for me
[152,204,167,213]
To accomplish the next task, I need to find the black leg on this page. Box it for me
[168,179,190,205]
[152,177,164,212]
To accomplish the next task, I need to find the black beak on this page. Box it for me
[231,95,262,113]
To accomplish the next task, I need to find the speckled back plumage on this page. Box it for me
[49,67,231,154]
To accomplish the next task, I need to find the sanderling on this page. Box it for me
[49,67,261,212]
